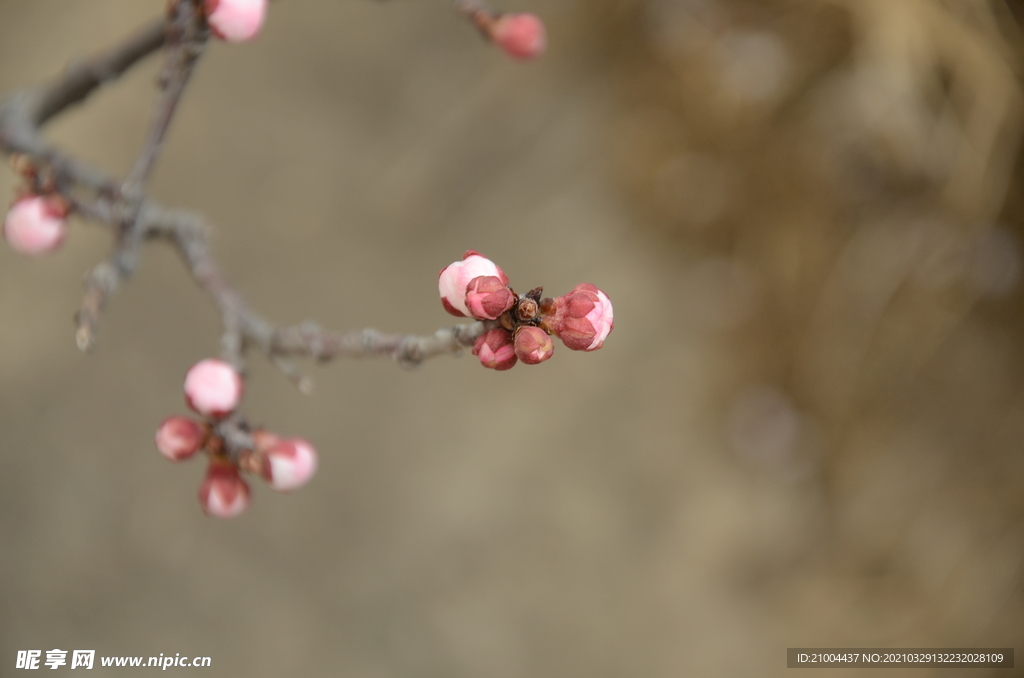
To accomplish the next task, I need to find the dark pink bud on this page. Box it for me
[439,250,510,318]
[204,0,267,42]
[472,327,518,370]
[155,416,205,461]
[513,326,554,365]
[198,462,250,518]
[184,359,243,418]
[3,195,67,256]
[260,438,318,492]
[543,283,614,351]
[464,275,515,320]
[489,13,547,60]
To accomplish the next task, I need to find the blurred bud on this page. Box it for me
[198,462,250,518]
[155,416,205,461]
[465,275,515,320]
[514,326,554,365]
[439,250,510,318]
[184,359,243,418]
[543,283,614,351]
[3,195,67,256]
[489,13,547,61]
[204,0,267,43]
[260,438,318,492]
[472,327,518,370]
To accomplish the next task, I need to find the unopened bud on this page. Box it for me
[3,195,67,256]
[465,275,515,320]
[260,438,318,492]
[513,326,554,365]
[198,462,250,518]
[204,0,268,42]
[155,416,205,461]
[488,13,547,61]
[472,327,518,370]
[515,297,539,322]
[439,250,511,318]
[184,359,243,418]
[543,283,614,351]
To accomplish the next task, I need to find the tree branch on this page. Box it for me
[0,9,486,384]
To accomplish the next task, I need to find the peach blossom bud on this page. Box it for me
[204,0,267,43]
[439,250,510,318]
[155,416,205,461]
[472,327,518,370]
[260,438,318,492]
[3,195,67,256]
[198,462,250,518]
[465,275,515,320]
[184,359,243,418]
[514,326,554,365]
[544,283,614,351]
[489,13,547,60]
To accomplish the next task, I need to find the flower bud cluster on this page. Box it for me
[439,251,614,371]
[156,358,318,518]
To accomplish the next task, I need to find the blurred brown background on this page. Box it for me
[1,1,1022,676]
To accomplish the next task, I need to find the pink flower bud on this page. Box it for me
[438,250,510,318]
[155,416,205,461]
[3,195,67,256]
[514,326,554,365]
[544,283,614,351]
[489,13,547,61]
[204,0,267,43]
[260,438,318,492]
[198,462,250,518]
[184,359,243,418]
[472,327,518,370]
[465,275,515,320]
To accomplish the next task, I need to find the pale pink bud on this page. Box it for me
[155,416,205,461]
[514,326,554,365]
[472,327,518,370]
[3,195,67,256]
[198,462,250,518]
[489,13,547,61]
[184,359,243,418]
[438,250,510,318]
[544,283,614,351]
[204,0,267,43]
[260,438,318,492]
[465,275,515,320]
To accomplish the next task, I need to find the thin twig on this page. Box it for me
[122,2,207,197]
[0,19,166,196]
[271,321,490,367]
[453,0,500,38]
